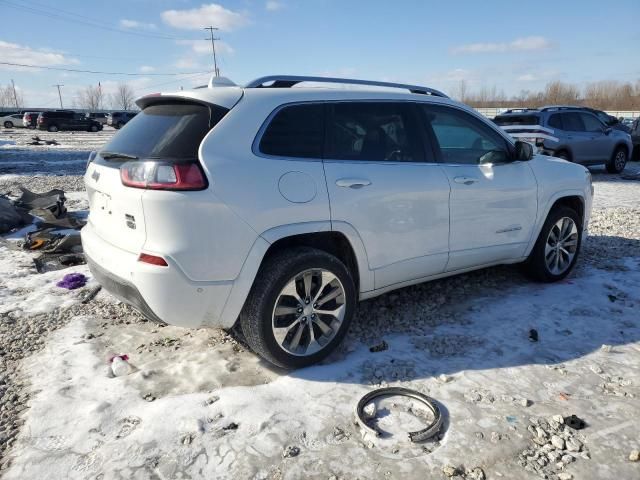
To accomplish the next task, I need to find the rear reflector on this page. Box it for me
[138,253,168,266]
[120,161,207,191]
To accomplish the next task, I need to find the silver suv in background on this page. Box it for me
[494,106,632,173]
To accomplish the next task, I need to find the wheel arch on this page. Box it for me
[525,191,586,257]
[216,222,372,329]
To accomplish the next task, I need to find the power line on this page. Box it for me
[0,62,210,76]
[1,0,202,41]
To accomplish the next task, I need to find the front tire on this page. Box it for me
[89,124,98,132]
[554,150,570,161]
[524,206,582,282]
[606,146,627,173]
[239,247,356,369]
[4,121,13,128]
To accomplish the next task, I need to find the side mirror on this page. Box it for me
[514,140,534,161]
[604,127,612,135]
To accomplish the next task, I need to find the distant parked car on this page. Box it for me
[1,113,25,128]
[22,112,41,128]
[85,112,108,125]
[580,108,631,134]
[494,106,632,173]
[621,117,635,129]
[37,110,103,132]
[631,119,640,160]
[107,111,137,129]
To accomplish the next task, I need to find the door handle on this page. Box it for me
[335,178,372,189]
[453,176,479,185]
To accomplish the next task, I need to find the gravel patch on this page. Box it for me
[0,175,86,196]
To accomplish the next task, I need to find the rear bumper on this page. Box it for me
[85,254,165,324]
[81,222,234,329]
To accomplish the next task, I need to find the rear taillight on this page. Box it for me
[138,253,168,267]
[120,161,207,191]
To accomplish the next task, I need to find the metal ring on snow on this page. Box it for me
[355,387,443,442]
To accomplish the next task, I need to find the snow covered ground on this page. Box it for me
[0,130,639,479]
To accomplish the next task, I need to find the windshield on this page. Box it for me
[100,102,228,161]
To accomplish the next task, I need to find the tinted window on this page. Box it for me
[326,102,423,162]
[421,105,509,165]
[580,113,604,132]
[561,113,585,131]
[493,114,540,126]
[259,104,324,158]
[548,114,563,129]
[100,102,227,160]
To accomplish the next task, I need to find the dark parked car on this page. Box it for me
[37,110,103,132]
[107,111,137,129]
[85,112,108,125]
[631,118,640,160]
[22,112,41,128]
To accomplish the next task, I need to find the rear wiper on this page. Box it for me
[100,151,139,161]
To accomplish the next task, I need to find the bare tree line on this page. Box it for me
[0,82,24,108]
[454,79,640,110]
[74,83,136,111]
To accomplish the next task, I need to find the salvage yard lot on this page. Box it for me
[1,129,639,479]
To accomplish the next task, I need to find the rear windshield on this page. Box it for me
[100,102,228,161]
[493,114,540,126]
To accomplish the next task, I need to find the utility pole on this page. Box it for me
[53,84,64,108]
[10,79,18,108]
[204,26,220,77]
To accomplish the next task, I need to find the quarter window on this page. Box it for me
[259,104,324,158]
[420,105,510,165]
[326,102,424,162]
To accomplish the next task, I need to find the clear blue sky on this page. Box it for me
[1,0,638,107]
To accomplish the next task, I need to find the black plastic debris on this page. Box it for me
[564,414,587,430]
[528,329,539,342]
[607,294,617,303]
[33,253,86,273]
[369,340,389,353]
[15,186,66,220]
[0,196,31,233]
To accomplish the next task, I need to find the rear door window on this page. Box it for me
[548,114,563,130]
[100,102,227,161]
[259,104,324,158]
[560,113,585,132]
[326,102,424,162]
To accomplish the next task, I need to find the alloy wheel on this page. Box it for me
[545,217,578,275]
[614,150,626,171]
[272,269,346,357]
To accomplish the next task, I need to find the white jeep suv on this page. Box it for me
[82,75,593,368]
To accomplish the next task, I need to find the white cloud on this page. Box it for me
[451,36,551,54]
[139,65,155,73]
[265,1,283,11]
[0,41,78,70]
[517,73,536,82]
[119,19,157,30]
[176,39,235,56]
[161,4,249,31]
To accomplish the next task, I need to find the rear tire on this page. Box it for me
[89,125,98,132]
[48,125,58,132]
[4,121,13,128]
[524,206,582,282]
[606,146,627,173]
[239,247,356,369]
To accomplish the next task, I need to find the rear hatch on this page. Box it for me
[85,100,230,254]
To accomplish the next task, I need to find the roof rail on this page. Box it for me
[501,108,539,114]
[245,75,449,97]
[539,105,582,112]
